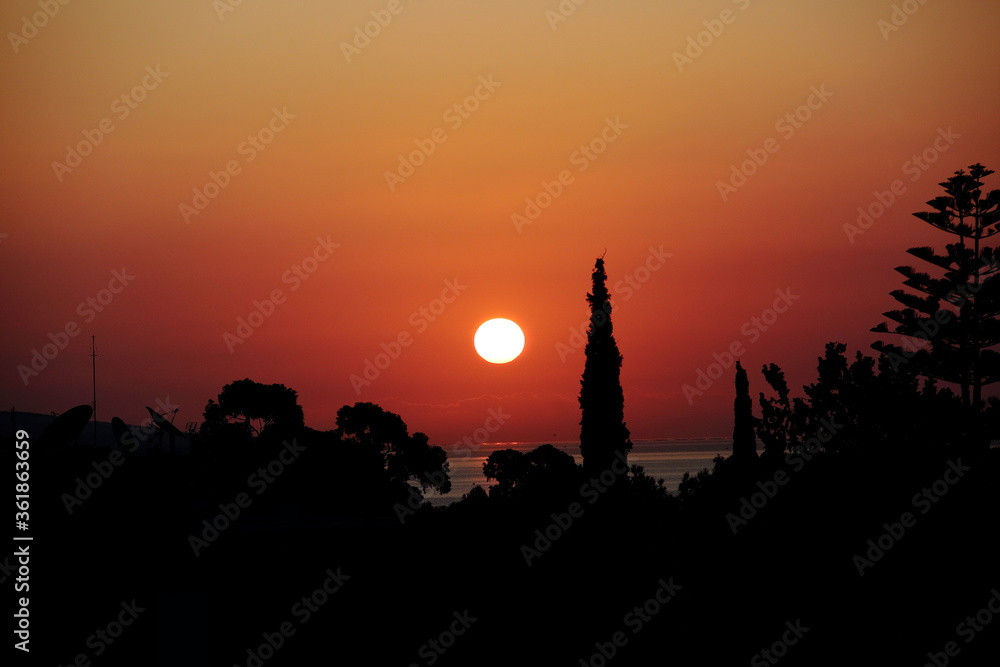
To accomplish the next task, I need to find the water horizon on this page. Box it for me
[427,437,736,506]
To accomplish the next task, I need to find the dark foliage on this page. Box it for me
[200,378,304,444]
[335,401,451,494]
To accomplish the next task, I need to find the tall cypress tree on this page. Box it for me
[579,256,632,474]
[731,361,758,462]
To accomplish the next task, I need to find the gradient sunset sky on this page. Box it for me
[3,0,999,445]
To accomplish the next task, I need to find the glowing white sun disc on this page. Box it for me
[474,318,525,364]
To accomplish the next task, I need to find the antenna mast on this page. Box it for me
[91,335,98,446]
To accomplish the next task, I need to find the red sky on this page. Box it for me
[3,0,999,446]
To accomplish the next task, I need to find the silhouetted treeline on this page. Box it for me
[14,165,1000,665]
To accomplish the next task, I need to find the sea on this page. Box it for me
[424,438,733,506]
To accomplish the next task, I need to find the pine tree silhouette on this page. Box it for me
[872,164,1000,408]
[579,256,632,474]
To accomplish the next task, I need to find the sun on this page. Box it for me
[474,318,525,364]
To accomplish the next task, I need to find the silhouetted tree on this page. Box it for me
[579,256,632,474]
[756,343,965,456]
[521,444,578,495]
[201,378,304,441]
[335,402,450,494]
[872,164,1000,408]
[335,401,408,453]
[393,431,452,494]
[484,445,579,499]
[757,363,799,459]
[798,343,887,453]
[623,464,671,504]
[731,361,757,462]
[483,448,527,496]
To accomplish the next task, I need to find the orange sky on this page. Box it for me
[3,0,999,445]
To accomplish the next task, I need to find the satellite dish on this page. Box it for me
[146,407,185,438]
[38,405,93,447]
[111,417,133,452]
[146,406,186,454]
